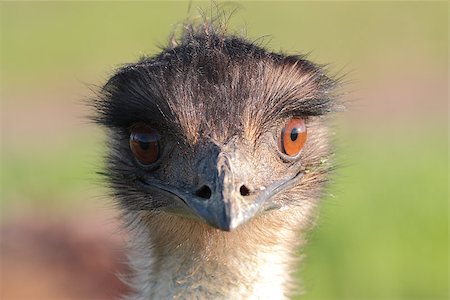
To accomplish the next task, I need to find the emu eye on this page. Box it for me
[130,124,160,165]
[278,118,307,157]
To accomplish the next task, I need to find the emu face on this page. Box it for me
[96,30,334,231]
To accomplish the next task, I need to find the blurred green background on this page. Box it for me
[1,1,448,299]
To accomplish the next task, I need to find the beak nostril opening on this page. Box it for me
[239,185,250,197]
[195,185,212,199]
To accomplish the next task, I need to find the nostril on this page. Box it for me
[195,185,212,199]
[239,185,250,197]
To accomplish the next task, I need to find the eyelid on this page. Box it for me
[278,149,303,162]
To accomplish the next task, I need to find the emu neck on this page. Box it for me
[126,212,308,299]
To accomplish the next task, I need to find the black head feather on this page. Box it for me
[95,24,336,145]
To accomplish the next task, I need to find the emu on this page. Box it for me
[94,22,336,299]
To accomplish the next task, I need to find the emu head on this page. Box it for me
[95,26,335,231]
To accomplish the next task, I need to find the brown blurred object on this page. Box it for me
[0,215,130,300]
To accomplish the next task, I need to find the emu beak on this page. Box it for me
[186,149,259,230]
[141,148,303,231]
[186,176,259,231]
[185,168,303,231]
[184,150,304,231]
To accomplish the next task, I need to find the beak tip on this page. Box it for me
[186,196,256,232]
[213,216,244,232]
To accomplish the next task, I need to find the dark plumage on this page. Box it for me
[94,22,337,299]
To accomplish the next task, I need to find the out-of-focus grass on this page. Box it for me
[1,1,447,299]
[2,1,447,87]
[1,133,103,210]
[2,2,186,85]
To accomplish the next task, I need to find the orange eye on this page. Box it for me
[129,124,160,165]
[278,118,307,157]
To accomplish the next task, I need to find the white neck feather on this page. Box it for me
[124,209,311,299]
